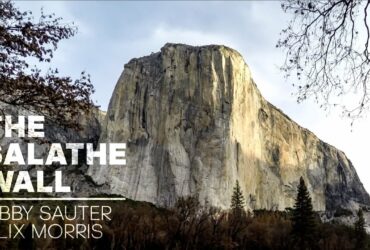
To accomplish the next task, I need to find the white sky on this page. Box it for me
[15,1,370,192]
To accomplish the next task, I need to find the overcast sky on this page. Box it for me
[15,1,370,192]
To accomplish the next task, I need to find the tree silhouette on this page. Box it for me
[18,223,34,250]
[0,1,94,128]
[231,180,245,212]
[278,0,370,120]
[291,177,316,249]
[354,209,367,249]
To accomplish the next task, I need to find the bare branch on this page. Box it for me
[278,0,370,121]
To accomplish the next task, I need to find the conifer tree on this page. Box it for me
[231,180,245,212]
[355,209,367,249]
[291,177,316,249]
[229,180,247,240]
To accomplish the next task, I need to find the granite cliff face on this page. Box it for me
[88,43,370,211]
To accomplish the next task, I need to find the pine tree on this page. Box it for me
[355,209,367,249]
[229,180,247,240]
[231,180,245,211]
[291,177,316,249]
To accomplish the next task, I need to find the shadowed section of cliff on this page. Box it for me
[87,43,370,212]
[0,101,105,196]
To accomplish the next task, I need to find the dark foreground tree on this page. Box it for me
[354,209,367,249]
[18,223,34,250]
[278,0,370,121]
[231,180,245,212]
[291,177,316,249]
[0,1,94,128]
[229,181,249,243]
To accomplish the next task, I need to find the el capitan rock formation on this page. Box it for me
[88,43,370,211]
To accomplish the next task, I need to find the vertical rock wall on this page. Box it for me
[88,43,369,211]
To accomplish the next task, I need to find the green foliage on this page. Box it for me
[231,180,245,211]
[291,177,317,249]
[355,209,368,249]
